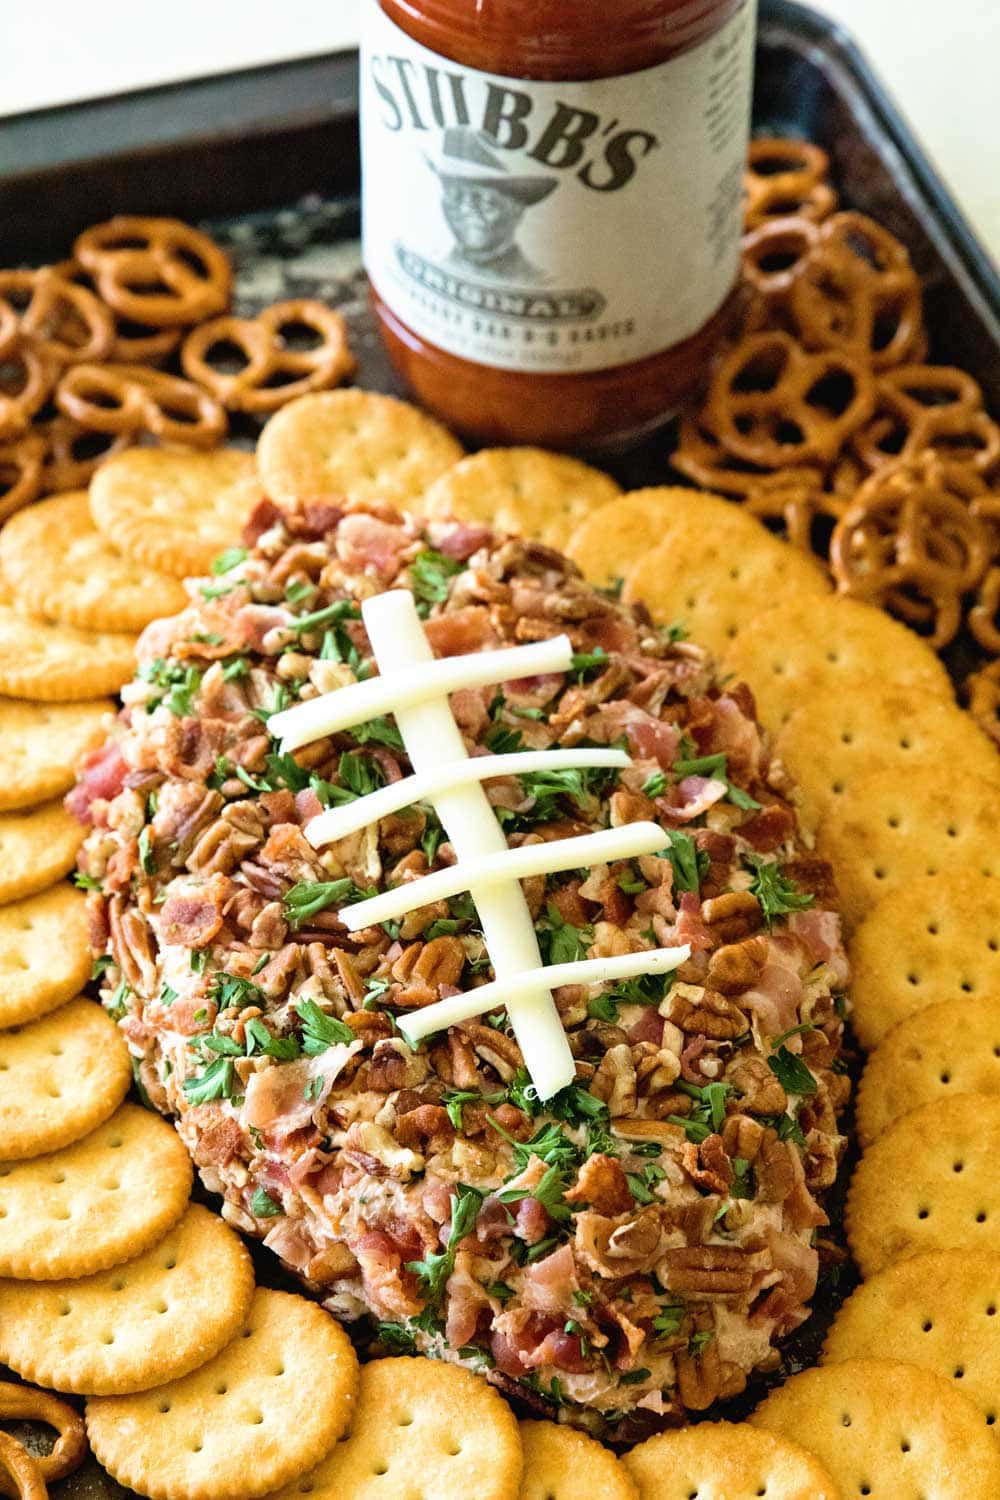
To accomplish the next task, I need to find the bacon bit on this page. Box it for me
[514,1197,551,1245]
[424,606,497,656]
[159,875,231,947]
[519,1244,579,1313]
[66,741,127,824]
[298,502,344,538]
[261,1219,315,1272]
[740,803,797,852]
[243,498,283,545]
[702,693,762,775]
[599,702,681,767]
[675,892,713,953]
[294,787,324,824]
[668,775,729,823]
[627,1009,664,1047]
[565,1154,633,1217]
[354,1230,424,1319]
[679,1034,708,1081]
[436,523,493,561]
[336,513,409,577]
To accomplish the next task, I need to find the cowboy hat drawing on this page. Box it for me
[426,128,558,206]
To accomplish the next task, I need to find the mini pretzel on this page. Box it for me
[849,364,987,474]
[744,475,848,552]
[672,413,825,497]
[35,415,132,494]
[966,659,1000,745]
[0,1382,88,1486]
[50,259,182,364]
[0,346,55,441]
[56,363,227,448]
[0,302,17,361]
[744,138,837,230]
[74,217,232,327]
[741,215,821,309]
[970,567,1000,655]
[0,1433,45,1500]
[0,430,44,521]
[0,269,115,367]
[705,330,875,467]
[789,212,924,369]
[181,299,356,413]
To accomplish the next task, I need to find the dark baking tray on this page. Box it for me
[2,0,999,1461]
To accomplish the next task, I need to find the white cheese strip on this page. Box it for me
[341,821,668,931]
[270,617,574,753]
[397,945,692,1047]
[360,589,575,1100]
[305,747,631,849]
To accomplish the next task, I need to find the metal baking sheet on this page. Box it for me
[2,0,998,1469]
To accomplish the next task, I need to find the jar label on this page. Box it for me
[361,1,756,375]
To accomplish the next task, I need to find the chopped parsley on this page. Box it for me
[409,549,464,612]
[660,828,710,894]
[747,856,815,928]
[354,716,405,751]
[442,1088,504,1131]
[537,903,592,965]
[568,647,609,680]
[244,1018,301,1060]
[642,770,667,798]
[767,1045,818,1097]
[295,998,355,1053]
[406,1184,483,1305]
[675,1078,732,1133]
[652,1306,686,1340]
[283,877,366,929]
[625,1163,667,1205]
[91,954,114,981]
[672,750,761,812]
[376,1321,419,1354]
[137,826,155,875]
[291,598,361,637]
[210,972,266,1011]
[212,546,248,575]
[498,1161,572,1223]
[182,1056,238,1104]
[420,812,445,865]
[619,1367,652,1386]
[484,722,524,756]
[689,1329,715,1356]
[250,1187,283,1218]
[285,579,316,606]
[73,871,101,891]
[137,658,202,717]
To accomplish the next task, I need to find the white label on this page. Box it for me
[360,1,756,374]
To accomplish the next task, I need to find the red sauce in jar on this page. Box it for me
[361,0,756,449]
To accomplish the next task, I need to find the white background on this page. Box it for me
[2,0,998,261]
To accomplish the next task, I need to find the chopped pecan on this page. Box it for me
[663,983,747,1040]
[565,1153,634,1216]
[612,1117,687,1149]
[306,1244,360,1281]
[657,1245,762,1297]
[334,949,367,1006]
[635,1046,682,1093]
[675,1314,721,1411]
[461,1023,523,1083]
[706,936,768,995]
[412,935,467,988]
[680,1134,733,1194]
[727,1055,787,1115]
[342,1010,394,1045]
[590,1043,637,1116]
[700,891,762,943]
[395,1104,455,1151]
[721,1113,765,1162]
[574,1208,663,1277]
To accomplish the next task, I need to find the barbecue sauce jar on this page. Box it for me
[361,0,757,450]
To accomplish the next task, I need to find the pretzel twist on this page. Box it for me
[0,430,44,521]
[0,346,56,441]
[50,260,183,364]
[181,299,356,413]
[0,1383,88,1487]
[74,217,232,327]
[744,138,838,230]
[35,415,132,493]
[56,363,227,448]
[0,1433,46,1500]
[850,366,998,477]
[705,330,875,468]
[0,269,115,367]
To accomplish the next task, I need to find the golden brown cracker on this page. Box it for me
[519,1421,636,1500]
[623,522,829,660]
[0,1203,254,1395]
[0,997,131,1159]
[89,448,260,579]
[265,1357,522,1500]
[0,883,91,1028]
[257,390,463,510]
[849,872,1000,1048]
[0,801,86,905]
[0,605,136,701]
[0,491,189,631]
[817,767,1000,930]
[0,1102,192,1280]
[566,485,762,588]
[824,1249,1000,1432]
[86,1288,358,1500]
[776,681,1000,834]
[846,1094,1000,1276]
[721,594,952,731]
[856,997,1000,1144]
[421,446,620,550]
[751,1358,1000,1499]
[622,1422,838,1500]
[0,699,113,810]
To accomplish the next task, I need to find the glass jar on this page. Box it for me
[361,0,756,449]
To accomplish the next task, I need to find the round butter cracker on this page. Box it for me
[257,390,463,510]
[751,1358,1000,1499]
[0,698,113,810]
[0,997,130,1159]
[847,1093,1000,1277]
[89,448,260,579]
[86,1287,358,1500]
[421,446,620,551]
[623,1421,838,1500]
[566,485,750,588]
[519,1420,636,1500]
[824,1249,1000,1433]
[817,767,1000,930]
[265,1357,521,1500]
[0,1203,254,1395]
[0,883,91,1028]
[721,593,951,731]
[0,491,189,631]
[849,871,1000,1048]
[0,605,135,701]
[0,1102,192,1280]
[0,801,86,905]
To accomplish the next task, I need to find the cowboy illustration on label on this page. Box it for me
[428,128,557,283]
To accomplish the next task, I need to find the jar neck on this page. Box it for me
[376,0,745,78]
